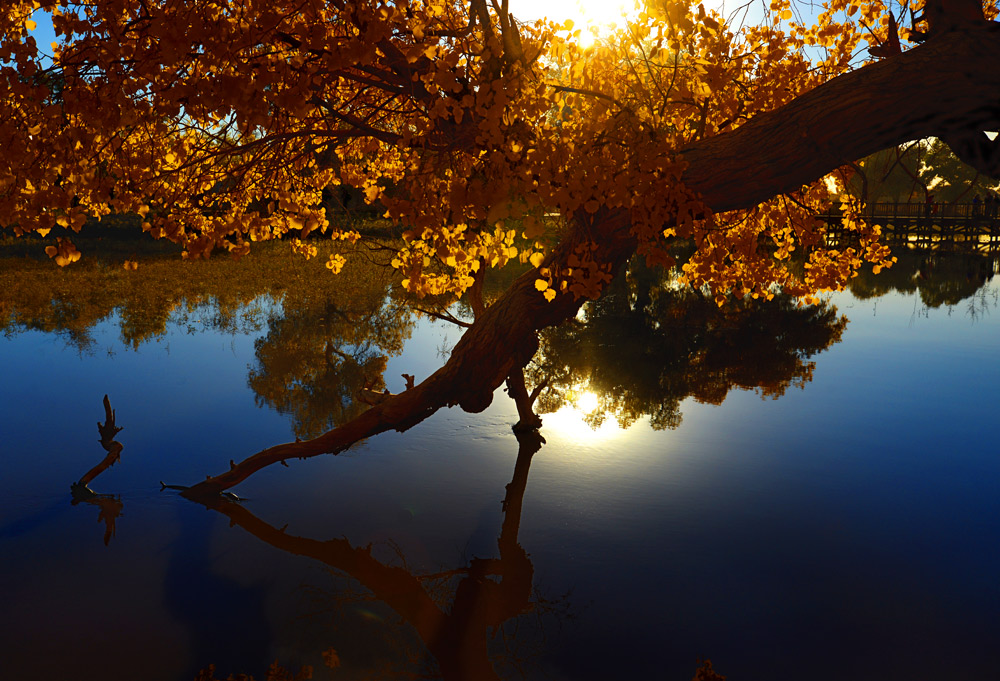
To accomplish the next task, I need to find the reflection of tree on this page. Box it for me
[191,432,546,681]
[0,241,373,351]
[247,276,415,439]
[848,251,997,308]
[1,240,417,438]
[526,265,847,430]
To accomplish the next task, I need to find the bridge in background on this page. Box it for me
[819,201,1000,251]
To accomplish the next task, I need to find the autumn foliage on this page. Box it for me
[4,0,998,493]
[2,0,919,298]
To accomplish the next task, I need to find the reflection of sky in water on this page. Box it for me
[1,276,1000,680]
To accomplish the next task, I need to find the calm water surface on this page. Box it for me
[2,248,999,680]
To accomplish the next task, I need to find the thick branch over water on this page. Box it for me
[186,24,1000,496]
[682,25,1000,211]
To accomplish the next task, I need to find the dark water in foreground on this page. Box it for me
[2,248,1000,680]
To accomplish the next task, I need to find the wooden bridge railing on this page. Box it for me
[821,200,1000,222]
[819,201,1000,251]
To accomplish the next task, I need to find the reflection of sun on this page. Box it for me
[542,389,626,444]
[543,403,625,443]
[509,0,635,47]
[576,390,599,413]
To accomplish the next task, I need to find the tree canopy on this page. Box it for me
[3,0,999,494]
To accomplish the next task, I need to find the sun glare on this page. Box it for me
[576,390,600,413]
[538,389,629,445]
[509,0,636,46]
[543,402,625,444]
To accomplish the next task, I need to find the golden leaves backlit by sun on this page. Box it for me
[5,0,898,299]
[509,0,635,46]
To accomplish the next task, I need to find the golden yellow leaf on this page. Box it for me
[325,253,346,273]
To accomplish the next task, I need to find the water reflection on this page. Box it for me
[0,241,391,352]
[186,431,547,680]
[4,243,1000,679]
[847,250,998,308]
[4,245,998,442]
[1,242,416,439]
[247,289,413,439]
[527,263,848,431]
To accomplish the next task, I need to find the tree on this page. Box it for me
[3,0,999,495]
[844,145,925,203]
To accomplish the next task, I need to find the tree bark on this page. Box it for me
[506,367,544,432]
[186,24,1000,496]
[681,24,1000,212]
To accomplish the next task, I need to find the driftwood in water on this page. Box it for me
[74,394,124,491]
[70,395,125,545]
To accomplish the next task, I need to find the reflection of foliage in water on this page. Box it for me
[0,240,414,437]
[848,251,997,309]
[527,263,848,430]
[247,276,415,439]
[0,240,355,349]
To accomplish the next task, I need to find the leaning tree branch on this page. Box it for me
[679,23,1000,211]
[185,24,1000,496]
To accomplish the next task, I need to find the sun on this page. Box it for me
[508,0,636,47]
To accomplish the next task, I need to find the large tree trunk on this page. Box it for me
[682,23,1000,212]
[185,23,1000,496]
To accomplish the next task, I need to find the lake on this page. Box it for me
[2,243,999,680]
